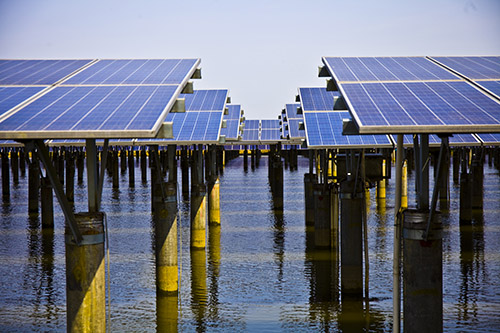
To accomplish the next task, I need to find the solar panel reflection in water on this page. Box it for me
[63,59,199,85]
[304,111,392,148]
[430,56,500,80]
[299,87,340,111]
[0,59,93,85]
[323,57,459,83]
[0,86,45,117]
[0,85,178,138]
[341,81,500,133]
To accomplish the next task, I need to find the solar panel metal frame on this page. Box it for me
[0,58,201,140]
[322,56,500,135]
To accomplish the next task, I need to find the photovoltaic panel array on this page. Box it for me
[261,119,281,141]
[0,59,93,85]
[140,89,228,144]
[298,87,341,111]
[475,133,500,146]
[62,59,198,85]
[323,57,460,83]
[284,103,305,140]
[0,86,45,117]
[304,111,393,148]
[0,59,200,139]
[430,56,500,80]
[242,119,260,142]
[220,104,242,140]
[323,56,500,134]
[430,56,500,99]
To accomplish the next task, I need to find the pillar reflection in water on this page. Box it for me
[156,294,178,333]
[208,223,221,323]
[190,248,208,332]
[458,210,485,322]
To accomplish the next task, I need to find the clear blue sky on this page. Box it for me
[1,0,499,119]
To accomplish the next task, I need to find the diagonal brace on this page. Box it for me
[33,139,83,245]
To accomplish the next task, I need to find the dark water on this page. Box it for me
[0,155,499,331]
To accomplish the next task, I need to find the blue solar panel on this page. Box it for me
[220,119,240,139]
[475,80,500,98]
[244,120,260,130]
[63,59,198,85]
[0,86,45,117]
[261,129,281,141]
[261,119,279,129]
[0,60,93,85]
[288,119,305,139]
[304,111,392,148]
[430,56,500,80]
[341,81,500,132]
[164,111,222,142]
[285,103,302,119]
[0,85,177,135]
[475,133,500,145]
[225,104,241,120]
[299,87,340,111]
[181,89,228,111]
[242,129,259,141]
[323,57,459,83]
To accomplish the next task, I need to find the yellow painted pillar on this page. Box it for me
[155,182,178,295]
[402,160,408,209]
[376,159,386,200]
[191,184,207,249]
[65,212,105,332]
[208,178,221,225]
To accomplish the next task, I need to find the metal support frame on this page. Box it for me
[424,136,449,240]
[96,139,109,212]
[393,134,404,333]
[30,139,83,245]
[86,139,99,213]
[418,134,430,210]
[150,145,167,203]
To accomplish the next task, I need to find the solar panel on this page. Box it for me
[0,58,200,139]
[323,57,459,83]
[0,86,46,118]
[0,59,93,85]
[298,87,340,111]
[284,103,301,120]
[163,111,223,142]
[225,104,242,120]
[62,59,198,85]
[430,56,500,80]
[244,120,260,130]
[220,119,240,139]
[180,89,228,111]
[261,119,280,129]
[340,81,500,133]
[475,133,500,145]
[304,111,392,148]
[0,85,178,138]
[242,129,259,141]
[288,119,305,139]
[475,80,500,98]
